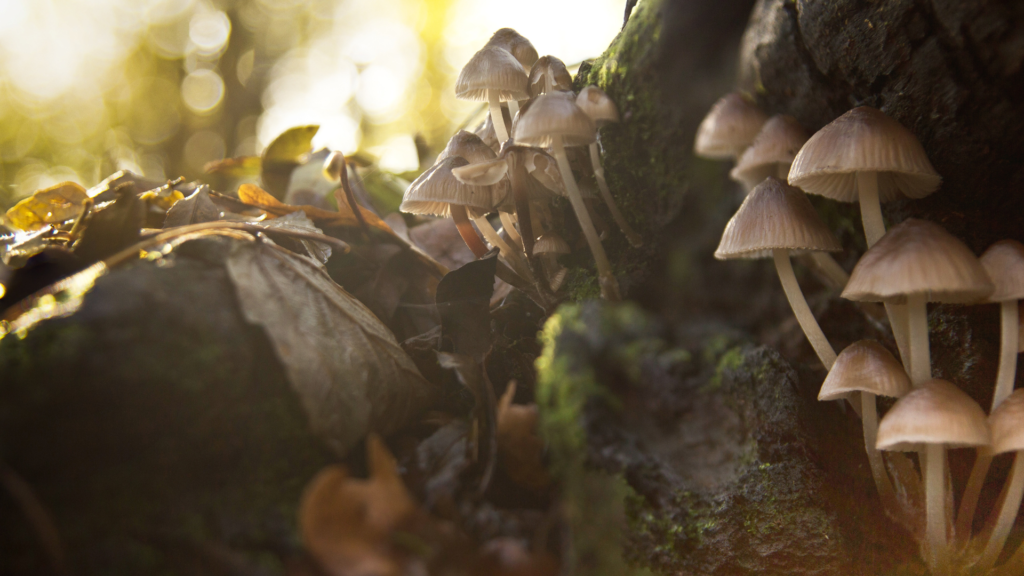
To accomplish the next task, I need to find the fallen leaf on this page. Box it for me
[203,156,261,178]
[5,182,89,231]
[300,435,417,576]
[413,419,472,512]
[438,353,496,496]
[73,186,146,265]
[226,239,435,456]
[86,171,164,203]
[163,185,223,227]
[436,256,496,360]
[262,125,319,198]
[496,382,549,492]
[261,211,332,265]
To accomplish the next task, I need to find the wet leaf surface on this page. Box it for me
[163,185,223,227]
[5,182,89,231]
[72,186,145,264]
[226,238,435,455]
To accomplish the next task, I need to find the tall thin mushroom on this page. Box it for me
[876,379,991,576]
[693,92,767,160]
[576,85,642,247]
[714,177,842,369]
[819,340,912,517]
[456,46,529,145]
[481,29,537,119]
[528,55,572,97]
[976,389,1024,571]
[842,219,993,386]
[956,239,1024,540]
[789,107,942,370]
[513,92,621,301]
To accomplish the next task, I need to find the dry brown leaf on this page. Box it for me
[496,382,550,492]
[5,182,89,231]
[226,239,435,455]
[300,435,417,576]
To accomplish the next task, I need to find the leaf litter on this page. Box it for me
[0,124,573,576]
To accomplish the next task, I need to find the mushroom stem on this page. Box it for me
[550,134,620,301]
[907,293,931,386]
[589,142,643,247]
[857,170,885,247]
[862,391,899,514]
[979,453,1024,571]
[498,211,523,247]
[473,214,532,281]
[804,252,849,288]
[772,249,837,369]
[925,443,949,576]
[994,300,1020,407]
[887,303,913,377]
[451,204,488,258]
[488,91,510,144]
[509,165,535,257]
[958,300,1021,542]
[507,99,520,122]
[957,448,993,546]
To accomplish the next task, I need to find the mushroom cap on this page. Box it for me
[818,340,911,401]
[528,55,572,97]
[980,239,1024,303]
[990,389,1024,454]
[714,177,842,260]
[534,231,570,255]
[730,115,808,189]
[842,219,994,304]
[876,379,991,452]
[693,92,768,159]
[456,46,529,102]
[400,156,507,217]
[484,28,538,71]
[438,130,499,165]
[788,106,942,202]
[451,158,508,186]
[512,91,596,148]
[576,86,620,126]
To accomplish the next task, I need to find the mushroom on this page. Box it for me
[576,86,642,248]
[790,107,941,372]
[956,239,1024,540]
[714,177,842,369]
[481,29,537,120]
[693,92,768,160]
[400,156,529,279]
[876,379,991,575]
[976,389,1024,571]
[819,340,911,515]
[528,55,572,97]
[456,45,529,145]
[842,219,994,386]
[513,91,621,301]
[730,114,809,189]
[534,231,570,290]
[788,106,941,248]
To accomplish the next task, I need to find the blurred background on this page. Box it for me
[0,0,627,209]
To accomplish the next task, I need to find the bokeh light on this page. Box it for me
[0,0,630,209]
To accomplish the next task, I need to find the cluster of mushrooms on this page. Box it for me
[701,94,1024,575]
[399,28,640,303]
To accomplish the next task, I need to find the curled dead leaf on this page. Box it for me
[300,435,417,576]
[226,239,434,456]
[497,382,549,492]
[5,182,89,231]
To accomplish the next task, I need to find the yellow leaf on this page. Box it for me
[5,182,89,231]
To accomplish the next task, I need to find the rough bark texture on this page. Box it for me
[546,0,1024,573]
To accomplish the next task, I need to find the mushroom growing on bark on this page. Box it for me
[528,55,572,97]
[714,177,841,369]
[693,92,767,160]
[842,219,993,386]
[790,107,942,371]
[576,85,642,247]
[819,340,911,516]
[456,46,529,145]
[513,91,620,301]
[730,114,808,189]
[976,389,1024,571]
[956,239,1024,540]
[876,379,991,576]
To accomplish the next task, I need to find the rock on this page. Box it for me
[0,239,333,575]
